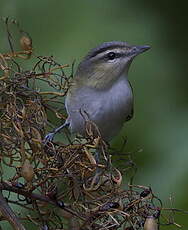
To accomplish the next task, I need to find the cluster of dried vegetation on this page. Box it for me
[0,18,184,230]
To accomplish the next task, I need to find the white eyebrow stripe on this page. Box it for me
[92,48,126,59]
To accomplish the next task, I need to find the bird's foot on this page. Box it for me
[43,132,55,144]
[43,121,69,144]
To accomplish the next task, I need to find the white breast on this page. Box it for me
[66,75,133,140]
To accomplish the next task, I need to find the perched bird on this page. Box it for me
[45,41,150,142]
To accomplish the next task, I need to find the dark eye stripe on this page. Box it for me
[105,52,125,61]
[88,44,124,59]
[105,52,124,60]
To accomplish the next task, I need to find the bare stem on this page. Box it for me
[0,181,84,221]
[0,191,26,230]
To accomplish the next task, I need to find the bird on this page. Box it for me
[45,41,150,142]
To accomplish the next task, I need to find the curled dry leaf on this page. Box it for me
[20,36,32,51]
[144,216,158,230]
[21,159,34,182]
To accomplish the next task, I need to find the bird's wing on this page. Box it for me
[125,80,134,121]
[125,106,134,121]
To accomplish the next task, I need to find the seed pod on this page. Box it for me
[140,189,151,198]
[21,159,34,182]
[144,216,158,230]
[12,181,25,189]
[20,35,32,51]
[99,202,119,211]
[56,201,65,208]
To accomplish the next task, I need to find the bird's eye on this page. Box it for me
[107,52,116,60]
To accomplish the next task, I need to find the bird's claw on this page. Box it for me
[43,132,55,144]
[43,122,69,145]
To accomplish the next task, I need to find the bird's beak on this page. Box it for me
[129,45,151,57]
[136,45,151,53]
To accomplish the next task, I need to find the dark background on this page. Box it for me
[1,0,188,229]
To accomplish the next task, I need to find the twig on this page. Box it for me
[0,181,84,221]
[0,191,26,230]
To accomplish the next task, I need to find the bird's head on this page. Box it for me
[74,41,150,89]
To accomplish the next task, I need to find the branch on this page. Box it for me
[0,181,84,221]
[0,191,26,230]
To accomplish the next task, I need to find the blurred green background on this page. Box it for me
[1,0,188,229]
